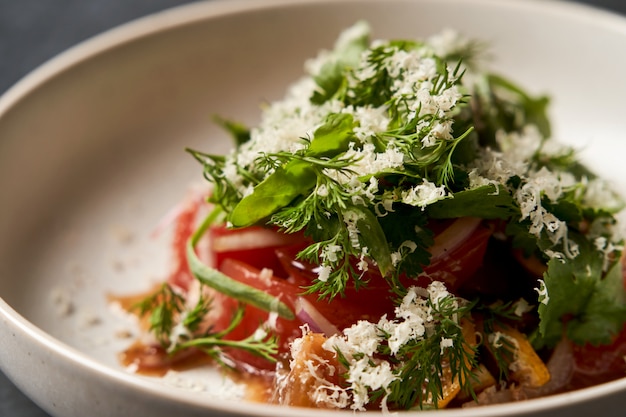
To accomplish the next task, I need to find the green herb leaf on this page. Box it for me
[186,239,294,320]
[538,235,626,346]
[426,184,515,219]
[307,113,355,156]
[229,113,355,227]
[567,258,626,345]
[311,21,370,104]
[213,115,250,146]
[173,304,280,366]
[349,204,393,277]
[229,160,317,227]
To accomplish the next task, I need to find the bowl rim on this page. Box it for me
[2,0,626,415]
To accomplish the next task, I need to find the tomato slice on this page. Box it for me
[166,196,202,291]
[572,323,626,383]
[571,270,626,381]
[212,259,306,372]
[276,244,397,329]
[178,215,493,371]
[277,218,493,297]
[212,256,396,371]
[422,218,493,291]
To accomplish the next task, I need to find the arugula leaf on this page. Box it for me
[349,204,393,277]
[229,160,317,227]
[229,113,355,227]
[213,115,250,146]
[378,204,432,283]
[311,21,370,104]
[538,234,626,347]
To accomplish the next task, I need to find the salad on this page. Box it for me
[125,22,626,410]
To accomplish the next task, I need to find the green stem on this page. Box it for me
[180,335,278,362]
[186,211,295,320]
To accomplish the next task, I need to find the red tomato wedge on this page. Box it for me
[275,243,397,328]
[571,269,626,381]
[422,217,493,291]
[276,217,493,296]
[572,323,626,379]
[212,259,305,372]
[166,196,203,291]
[212,259,395,371]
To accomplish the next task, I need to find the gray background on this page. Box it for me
[0,0,625,415]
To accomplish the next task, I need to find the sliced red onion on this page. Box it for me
[295,297,340,337]
[429,217,482,262]
[213,227,290,251]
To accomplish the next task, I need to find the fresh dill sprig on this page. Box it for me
[382,296,478,409]
[327,286,478,410]
[132,283,199,346]
[133,283,279,368]
[476,301,524,381]
[171,303,279,368]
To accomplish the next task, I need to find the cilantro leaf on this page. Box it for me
[538,234,626,347]
[566,259,626,345]
[505,219,542,257]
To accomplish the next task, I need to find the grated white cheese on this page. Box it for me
[401,179,447,208]
[289,282,461,410]
[534,279,550,305]
[512,298,534,317]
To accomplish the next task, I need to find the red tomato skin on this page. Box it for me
[213,259,305,372]
[572,325,626,378]
[186,217,493,371]
[213,257,396,371]
[572,264,626,379]
[276,220,493,308]
[275,244,397,329]
[421,222,493,291]
[167,198,202,291]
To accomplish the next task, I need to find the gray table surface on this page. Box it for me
[1,0,625,415]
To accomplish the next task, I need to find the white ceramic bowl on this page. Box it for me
[2,0,626,416]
